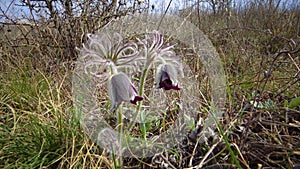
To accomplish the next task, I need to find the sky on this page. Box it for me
[0,0,178,22]
[0,0,36,22]
[0,0,298,23]
[0,0,23,20]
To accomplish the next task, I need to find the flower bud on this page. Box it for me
[156,64,180,90]
[108,72,143,109]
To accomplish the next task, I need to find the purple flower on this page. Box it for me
[108,72,143,109]
[156,64,180,90]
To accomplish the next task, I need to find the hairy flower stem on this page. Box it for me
[108,62,123,166]
[116,105,123,166]
[128,64,150,132]
[109,62,118,75]
[117,105,123,138]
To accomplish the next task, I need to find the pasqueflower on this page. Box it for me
[108,72,143,109]
[156,64,180,90]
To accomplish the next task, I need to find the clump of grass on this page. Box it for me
[0,56,114,168]
[1,0,300,168]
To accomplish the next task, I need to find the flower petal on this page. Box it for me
[130,96,144,105]
[156,64,180,91]
[108,72,143,109]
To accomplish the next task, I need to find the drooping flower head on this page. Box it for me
[137,31,182,90]
[156,64,180,90]
[108,72,143,109]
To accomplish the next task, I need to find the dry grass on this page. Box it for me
[1,1,300,168]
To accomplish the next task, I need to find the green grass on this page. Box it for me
[0,59,112,168]
[1,3,300,167]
